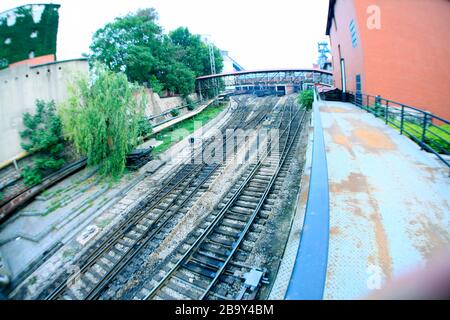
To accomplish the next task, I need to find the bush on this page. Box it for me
[170,109,181,117]
[298,90,314,110]
[21,166,43,186]
[137,117,153,138]
[19,100,66,186]
[186,97,196,111]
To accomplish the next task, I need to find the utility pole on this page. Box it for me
[203,35,218,97]
[208,42,217,76]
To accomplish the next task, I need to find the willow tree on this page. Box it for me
[60,65,147,178]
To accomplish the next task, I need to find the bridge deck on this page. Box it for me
[320,100,449,299]
[279,99,449,300]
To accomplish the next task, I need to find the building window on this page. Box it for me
[349,19,358,48]
[340,59,346,93]
[356,74,361,91]
[356,74,362,105]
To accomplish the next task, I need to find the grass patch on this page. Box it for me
[62,249,76,259]
[363,104,450,154]
[97,217,113,229]
[151,102,226,156]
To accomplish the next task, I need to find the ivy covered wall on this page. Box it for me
[0,4,60,69]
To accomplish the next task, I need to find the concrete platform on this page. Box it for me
[318,100,449,299]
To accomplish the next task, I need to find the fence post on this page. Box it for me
[421,113,428,150]
[400,105,405,135]
[385,101,389,124]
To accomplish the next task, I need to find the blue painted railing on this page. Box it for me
[285,90,330,300]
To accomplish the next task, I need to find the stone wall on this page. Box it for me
[144,91,197,117]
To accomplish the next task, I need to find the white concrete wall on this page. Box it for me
[0,59,89,163]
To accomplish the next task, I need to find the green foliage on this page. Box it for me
[137,117,153,138]
[364,103,450,154]
[149,75,163,94]
[169,27,224,78]
[19,100,65,186]
[21,166,43,186]
[186,97,196,111]
[0,4,60,69]
[298,90,314,110]
[60,64,147,179]
[387,120,450,154]
[89,9,223,96]
[152,104,225,156]
[170,109,181,117]
[20,100,64,154]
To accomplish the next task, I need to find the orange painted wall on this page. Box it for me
[328,0,366,93]
[329,0,450,120]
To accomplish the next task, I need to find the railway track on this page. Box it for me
[0,158,87,224]
[0,97,264,225]
[38,95,278,300]
[136,101,306,300]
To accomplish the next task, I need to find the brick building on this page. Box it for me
[325,0,450,120]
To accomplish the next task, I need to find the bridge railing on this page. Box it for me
[344,91,450,169]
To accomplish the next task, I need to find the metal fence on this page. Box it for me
[341,91,450,169]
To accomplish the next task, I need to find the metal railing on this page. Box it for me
[147,100,200,122]
[341,91,450,169]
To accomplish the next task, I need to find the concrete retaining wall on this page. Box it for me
[0,59,89,163]
[145,92,197,117]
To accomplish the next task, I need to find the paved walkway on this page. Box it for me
[151,99,215,135]
[319,100,450,299]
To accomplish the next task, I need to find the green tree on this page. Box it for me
[89,8,163,84]
[20,100,66,186]
[161,61,195,96]
[89,9,223,96]
[169,27,223,77]
[298,90,314,110]
[60,65,147,179]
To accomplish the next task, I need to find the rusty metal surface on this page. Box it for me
[318,100,450,299]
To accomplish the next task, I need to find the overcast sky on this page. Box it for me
[1,0,330,70]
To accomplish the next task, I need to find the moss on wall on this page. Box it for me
[0,4,60,69]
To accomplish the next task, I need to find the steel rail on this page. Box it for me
[0,158,87,223]
[200,107,306,299]
[45,111,237,299]
[144,101,302,300]
[84,164,221,299]
[85,97,282,299]
[45,96,275,300]
[44,163,206,300]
